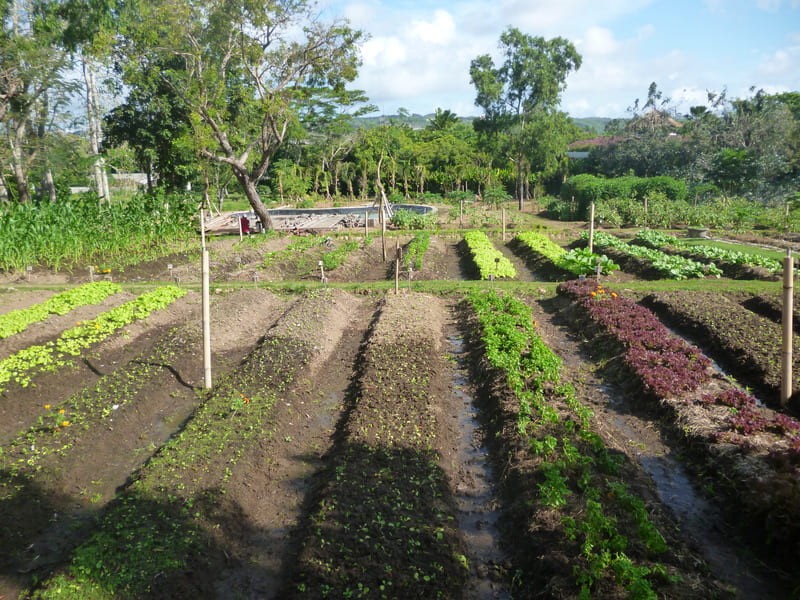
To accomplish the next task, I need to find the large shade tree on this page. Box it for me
[470,27,581,209]
[117,0,367,228]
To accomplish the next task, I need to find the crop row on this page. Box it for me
[30,289,348,599]
[557,278,800,580]
[584,231,722,279]
[0,285,187,392]
[466,289,696,599]
[286,294,466,598]
[403,231,431,270]
[0,282,122,340]
[0,192,195,272]
[513,231,619,276]
[559,279,712,399]
[463,230,517,279]
[639,290,800,408]
[633,229,784,275]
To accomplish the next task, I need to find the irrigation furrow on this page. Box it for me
[0,289,290,598]
[496,238,541,282]
[23,289,358,599]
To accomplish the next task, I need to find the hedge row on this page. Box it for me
[560,174,688,219]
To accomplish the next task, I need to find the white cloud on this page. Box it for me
[408,9,456,45]
[581,27,620,56]
[360,36,407,68]
[757,45,800,76]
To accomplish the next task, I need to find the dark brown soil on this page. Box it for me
[0,230,795,600]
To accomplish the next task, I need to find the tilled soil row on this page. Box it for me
[206,292,377,598]
[22,289,356,599]
[0,289,290,597]
[640,289,800,411]
[284,293,469,599]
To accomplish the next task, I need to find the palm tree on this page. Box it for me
[427,108,459,130]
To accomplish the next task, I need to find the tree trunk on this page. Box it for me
[232,169,273,230]
[0,169,8,202]
[8,118,30,203]
[42,168,56,203]
[84,60,110,201]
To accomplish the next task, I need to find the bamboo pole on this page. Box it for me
[782,249,793,406]
[502,208,506,241]
[589,202,596,254]
[200,208,212,389]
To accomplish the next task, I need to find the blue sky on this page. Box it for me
[317,0,800,118]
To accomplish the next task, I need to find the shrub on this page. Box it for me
[391,208,436,230]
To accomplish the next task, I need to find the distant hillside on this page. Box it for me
[572,117,614,134]
[352,113,438,130]
[352,114,615,133]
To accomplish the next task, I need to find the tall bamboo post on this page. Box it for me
[589,202,596,254]
[200,207,212,389]
[782,249,793,406]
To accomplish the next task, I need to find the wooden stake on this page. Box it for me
[395,258,400,294]
[502,208,506,241]
[782,249,793,406]
[589,202,596,254]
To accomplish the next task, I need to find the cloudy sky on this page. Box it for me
[316,0,800,118]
